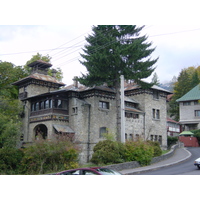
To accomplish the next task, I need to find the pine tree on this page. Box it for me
[78,25,158,141]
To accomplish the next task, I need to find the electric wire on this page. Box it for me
[55,26,200,67]
[2,26,200,69]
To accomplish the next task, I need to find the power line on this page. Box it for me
[55,27,200,67]
[1,26,200,57]
[45,30,92,55]
[0,46,84,56]
[149,27,200,38]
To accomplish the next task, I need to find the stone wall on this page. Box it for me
[69,96,117,164]
[128,90,168,148]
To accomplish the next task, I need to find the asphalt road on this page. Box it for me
[139,147,200,175]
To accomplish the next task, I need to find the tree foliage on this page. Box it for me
[0,61,27,98]
[151,72,160,86]
[79,25,158,87]
[0,98,23,148]
[169,66,200,120]
[0,61,25,148]
[23,53,63,80]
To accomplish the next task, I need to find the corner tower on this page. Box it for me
[13,60,65,99]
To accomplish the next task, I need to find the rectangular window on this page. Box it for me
[156,109,160,119]
[129,134,133,141]
[35,102,39,111]
[194,100,200,105]
[153,90,159,100]
[153,109,160,120]
[159,135,162,145]
[150,135,153,141]
[45,100,49,109]
[155,135,158,141]
[183,101,191,106]
[39,101,44,110]
[125,112,139,119]
[195,110,200,117]
[99,101,109,109]
[152,109,156,119]
[99,127,108,138]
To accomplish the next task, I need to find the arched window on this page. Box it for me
[35,102,39,111]
[44,99,52,109]
[39,101,44,110]
[34,124,48,140]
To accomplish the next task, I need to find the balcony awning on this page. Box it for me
[53,124,75,133]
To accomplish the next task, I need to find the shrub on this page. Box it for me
[0,148,24,174]
[167,136,178,148]
[146,140,162,157]
[191,129,200,145]
[90,140,126,165]
[124,140,154,166]
[19,138,79,174]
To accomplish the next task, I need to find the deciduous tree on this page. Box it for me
[24,53,63,81]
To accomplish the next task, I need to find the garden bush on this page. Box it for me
[146,140,162,157]
[91,139,155,166]
[167,136,178,148]
[19,138,79,174]
[90,140,126,165]
[124,140,154,166]
[191,129,200,145]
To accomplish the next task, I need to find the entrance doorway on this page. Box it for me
[34,124,48,140]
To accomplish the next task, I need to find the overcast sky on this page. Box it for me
[1,25,200,85]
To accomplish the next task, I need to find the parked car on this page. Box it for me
[56,167,122,175]
[194,157,200,169]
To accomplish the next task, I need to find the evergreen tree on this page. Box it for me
[78,25,158,141]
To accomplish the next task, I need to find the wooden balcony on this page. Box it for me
[30,108,68,117]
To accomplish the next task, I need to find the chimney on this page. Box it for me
[73,76,78,88]
[51,69,57,78]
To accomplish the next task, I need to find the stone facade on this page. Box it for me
[13,61,171,164]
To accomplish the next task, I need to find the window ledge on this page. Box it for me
[98,108,109,112]
[152,118,160,121]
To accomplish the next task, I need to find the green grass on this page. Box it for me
[162,150,169,155]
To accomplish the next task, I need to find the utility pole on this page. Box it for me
[120,75,125,143]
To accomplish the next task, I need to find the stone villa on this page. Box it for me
[13,60,171,163]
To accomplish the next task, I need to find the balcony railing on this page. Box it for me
[30,108,68,117]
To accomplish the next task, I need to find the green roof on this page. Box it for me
[177,84,200,102]
[179,131,194,136]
